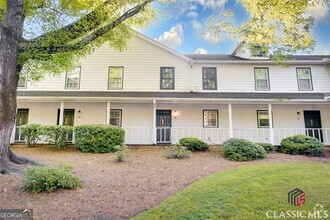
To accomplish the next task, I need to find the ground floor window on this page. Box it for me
[257,110,269,128]
[110,109,122,127]
[203,110,218,128]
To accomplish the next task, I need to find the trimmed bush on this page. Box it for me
[114,145,130,162]
[256,142,274,153]
[75,124,125,153]
[166,145,190,159]
[179,137,209,151]
[20,124,42,147]
[222,138,267,161]
[22,164,82,193]
[42,125,73,149]
[280,134,324,157]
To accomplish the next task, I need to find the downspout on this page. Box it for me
[189,59,194,92]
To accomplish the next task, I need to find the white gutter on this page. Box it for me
[191,60,329,65]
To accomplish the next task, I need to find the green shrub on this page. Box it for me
[22,164,82,193]
[256,142,274,153]
[114,146,130,162]
[20,124,42,147]
[166,145,190,159]
[75,124,125,153]
[42,125,73,150]
[280,135,325,157]
[179,137,209,151]
[222,138,267,162]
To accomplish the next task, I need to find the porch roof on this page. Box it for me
[17,91,328,101]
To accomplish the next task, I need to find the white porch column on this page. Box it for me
[152,99,157,145]
[106,101,111,125]
[268,103,275,145]
[228,103,233,138]
[59,101,64,125]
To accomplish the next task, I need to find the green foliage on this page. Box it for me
[280,134,325,157]
[222,138,267,161]
[114,145,130,162]
[22,164,82,194]
[166,145,191,159]
[75,124,125,153]
[179,137,209,151]
[20,123,42,147]
[133,163,330,220]
[42,125,73,150]
[256,142,274,153]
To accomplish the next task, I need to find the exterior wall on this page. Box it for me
[191,64,330,92]
[19,34,330,93]
[24,35,191,92]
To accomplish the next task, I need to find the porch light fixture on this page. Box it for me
[173,111,178,119]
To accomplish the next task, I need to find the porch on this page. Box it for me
[13,97,330,146]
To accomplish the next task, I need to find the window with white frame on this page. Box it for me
[110,109,122,127]
[18,71,27,88]
[257,110,269,128]
[202,67,217,90]
[203,110,218,128]
[66,66,81,89]
[297,68,313,91]
[160,67,175,90]
[254,68,270,90]
[109,66,124,90]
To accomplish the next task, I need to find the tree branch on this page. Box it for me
[20,0,154,56]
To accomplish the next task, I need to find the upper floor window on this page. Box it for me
[110,109,122,127]
[297,68,313,91]
[18,71,27,88]
[254,68,270,90]
[160,67,175,90]
[66,66,81,89]
[203,67,217,90]
[203,110,218,128]
[109,66,124,90]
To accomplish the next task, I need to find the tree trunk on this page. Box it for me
[0,0,41,175]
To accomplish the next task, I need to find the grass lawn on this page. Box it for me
[133,163,330,220]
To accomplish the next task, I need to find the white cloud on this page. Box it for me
[187,11,198,17]
[201,31,221,44]
[194,0,228,10]
[156,24,184,47]
[177,0,227,18]
[191,19,202,30]
[304,3,329,20]
[195,47,208,54]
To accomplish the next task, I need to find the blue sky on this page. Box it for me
[142,0,330,55]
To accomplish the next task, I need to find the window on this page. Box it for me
[254,68,270,90]
[160,67,175,90]
[257,110,269,128]
[203,67,217,90]
[110,109,122,127]
[18,71,27,88]
[66,66,81,89]
[203,110,218,128]
[109,66,124,90]
[297,68,313,91]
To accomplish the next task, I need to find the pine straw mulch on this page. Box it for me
[0,145,329,220]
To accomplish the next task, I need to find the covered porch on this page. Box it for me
[14,93,330,146]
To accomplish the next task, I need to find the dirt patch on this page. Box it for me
[0,145,329,220]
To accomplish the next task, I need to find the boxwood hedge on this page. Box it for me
[75,125,125,153]
[179,137,209,151]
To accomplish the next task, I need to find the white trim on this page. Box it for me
[152,99,157,145]
[106,101,111,125]
[59,101,64,126]
[268,103,274,145]
[134,32,192,62]
[228,103,233,138]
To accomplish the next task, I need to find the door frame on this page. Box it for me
[57,109,75,126]
[303,110,323,142]
[156,109,172,144]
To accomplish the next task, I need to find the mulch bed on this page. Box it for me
[0,145,329,220]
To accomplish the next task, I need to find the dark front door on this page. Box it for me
[156,110,171,143]
[304,111,323,142]
[57,109,75,142]
[15,109,29,141]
